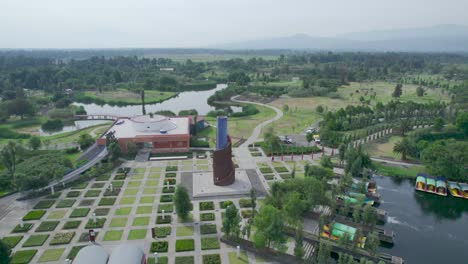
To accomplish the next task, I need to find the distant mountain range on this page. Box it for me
[215,24,468,52]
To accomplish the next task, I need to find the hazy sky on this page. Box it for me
[1,0,467,48]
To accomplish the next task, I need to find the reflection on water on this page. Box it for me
[73,84,228,116]
[39,120,111,136]
[375,175,468,264]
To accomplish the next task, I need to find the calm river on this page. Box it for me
[375,175,468,263]
[73,84,235,116]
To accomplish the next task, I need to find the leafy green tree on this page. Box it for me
[78,134,94,150]
[393,137,417,160]
[294,224,304,258]
[28,136,41,150]
[282,104,289,112]
[416,86,424,97]
[316,240,331,264]
[320,155,333,169]
[108,142,122,162]
[174,185,191,221]
[253,205,285,248]
[338,144,346,165]
[250,188,257,218]
[1,141,20,190]
[455,112,468,135]
[362,205,377,227]
[392,83,403,98]
[366,231,380,256]
[316,105,324,113]
[398,119,412,136]
[283,191,307,226]
[422,140,468,180]
[223,204,241,238]
[126,142,138,158]
[344,145,373,178]
[306,132,313,147]
[433,117,444,131]
[0,239,11,264]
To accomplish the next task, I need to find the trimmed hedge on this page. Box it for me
[200,213,215,221]
[66,191,81,198]
[63,221,81,229]
[150,241,169,252]
[176,239,195,252]
[70,208,90,218]
[98,197,116,206]
[84,190,101,197]
[79,199,94,206]
[1,236,23,248]
[175,256,194,264]
[219,201,234,209]
[154,226,171,238]
[202,254,221,264]
[239,199,253,208]
[22,210,46,221]
[12,223,33,233]
[201,237,220,250]
[199,201,214,211]
[92,182,106,188]
[164,178,176,185]
[160,195,173,203]
[85,218,106,229]
[49,232,75,245]
[274,166,289,173]
[263,174,274,180]
[94,208,110,216]
[56,199,76,208]
[156,215,172,224]
[22,234,49,247]
[10,250,37,264]
[33,200,55,209]
[259,167,273,174]
[35,221,59,232]
[162,186,175,193]
[165,172,176,178]
[200,224,217,235]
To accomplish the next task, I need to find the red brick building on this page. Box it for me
[97,115,190,153]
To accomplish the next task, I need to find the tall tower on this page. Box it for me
[212,116,235,186]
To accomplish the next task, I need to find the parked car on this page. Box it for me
[278,135,293,144]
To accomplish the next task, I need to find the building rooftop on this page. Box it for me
[103,115,189,139]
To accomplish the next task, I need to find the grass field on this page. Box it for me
[199,104,276,146]
[362,136,403,159]
[375,162,425,179]
[265,81,450,135]
[82,89,176,105]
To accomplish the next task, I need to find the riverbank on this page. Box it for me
[74,89,178,106]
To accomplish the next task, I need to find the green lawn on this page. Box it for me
[375,162,425,179]
[176,225,194,236]
[109,218,128,228]
[201,237,220,250]
[140,196,155,204]
[114,207,132,216]
[362,135,403,159]
[10,250,37,264]
[22,234,49,247]
[143,187,158,195]
[103,230,123,241]
[202,104,276,146]
[136,206,153,214]
[47,210,67,219]
[119,197,136,205]
[127,181,141,188]
[1,236,23,248]
[132,216,150,226]
[124,188,139,196]
[128,229,147,240]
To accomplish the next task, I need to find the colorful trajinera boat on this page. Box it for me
[435,177,447,196]
[415,174,426,191]
[425,177,436,194]
[448,181,463,198]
